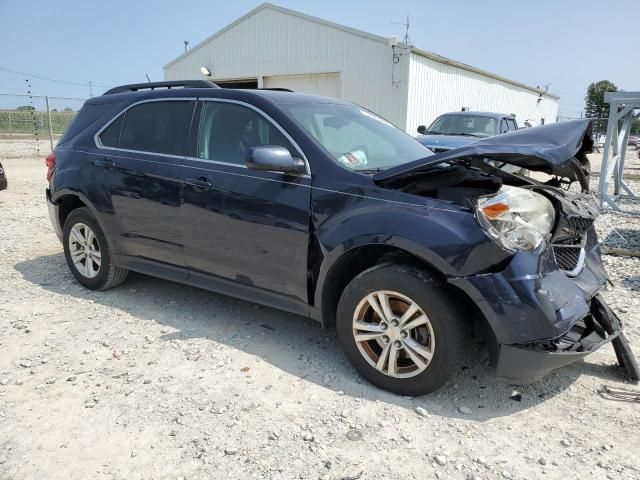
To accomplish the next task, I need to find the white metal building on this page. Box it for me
[164,3,559,133]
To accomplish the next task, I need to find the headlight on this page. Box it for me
[476,185,555,252]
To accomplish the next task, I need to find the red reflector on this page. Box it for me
[46,152,56,181]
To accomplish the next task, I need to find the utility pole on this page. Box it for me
[89,81,93,97]
[45,95,54,152]
[184,40,189,53]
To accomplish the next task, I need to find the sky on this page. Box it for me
[0,0,637,117]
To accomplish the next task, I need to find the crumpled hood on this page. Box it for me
[375,119,593,183]
[415,134,478,150]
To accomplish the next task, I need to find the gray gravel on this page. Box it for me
[1,143,639,480]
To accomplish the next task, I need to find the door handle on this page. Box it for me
[94,157,115,169]
[185,177,212,190]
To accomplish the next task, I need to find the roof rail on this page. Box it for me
[103,80,220,95]
[259,87,294,92]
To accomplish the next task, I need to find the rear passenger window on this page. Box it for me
[116,101,192,155]
[99,115,124,148]
[507,119,518,131]
[198,101,293,165]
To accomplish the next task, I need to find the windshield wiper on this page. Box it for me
[356,168,385,174]
[424,131,444,135]
[446,132,481,138]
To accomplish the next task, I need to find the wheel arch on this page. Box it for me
[51,189,115,251]
[317,242,465,329]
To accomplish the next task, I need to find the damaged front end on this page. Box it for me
[450,188,639,384]
[374,119,639,383]
[497,295,639,383]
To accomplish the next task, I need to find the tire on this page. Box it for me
[336,263,467,396]
[62,207,128,290]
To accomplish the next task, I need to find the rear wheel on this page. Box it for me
[336,263,467,396]
[63,208,128,290]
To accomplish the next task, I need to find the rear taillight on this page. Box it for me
[45,152,56,182]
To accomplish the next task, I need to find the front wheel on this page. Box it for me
[336,264,467,396]
[63,207,128,290]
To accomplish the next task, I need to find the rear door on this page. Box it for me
[180,99,311,312]
[94,99,195,270]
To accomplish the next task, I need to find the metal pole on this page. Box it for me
[45,95,54,151]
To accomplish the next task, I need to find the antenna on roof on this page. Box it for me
[537,84,550,105]
[183,40,189,53]
[390,14,412,46]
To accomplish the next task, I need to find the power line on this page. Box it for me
[0,65,113,88]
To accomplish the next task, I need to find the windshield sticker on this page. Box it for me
[337,150,368,169]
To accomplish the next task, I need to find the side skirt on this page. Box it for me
[114,255,312,319]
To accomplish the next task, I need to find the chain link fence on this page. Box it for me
[0,94,87,158]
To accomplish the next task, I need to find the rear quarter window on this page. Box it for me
[98,115,124,148]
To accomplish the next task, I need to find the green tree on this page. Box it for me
[631,118,640,135]
[585,80,618,135]
[16,105,35,111]
[63,107,73,112]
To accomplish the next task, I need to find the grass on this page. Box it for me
[0,110,75,135]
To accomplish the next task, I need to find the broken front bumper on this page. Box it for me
[495,294,639,383]
[449,231,639,384]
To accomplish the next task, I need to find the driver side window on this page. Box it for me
[198,102,293,165]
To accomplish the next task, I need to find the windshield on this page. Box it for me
[427,114,497,138]
[280,103,432,171]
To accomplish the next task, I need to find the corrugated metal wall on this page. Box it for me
[406,53,559,134]
[164,7,410,129]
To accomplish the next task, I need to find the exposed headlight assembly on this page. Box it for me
[476,185,555,252]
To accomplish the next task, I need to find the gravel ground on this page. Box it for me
[1,141,640,480]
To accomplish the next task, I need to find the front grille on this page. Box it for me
[560,217,594,238]
[552,215,592,275]
[553,245,583,272]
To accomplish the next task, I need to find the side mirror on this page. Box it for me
[417,125,427,135]
[245,146,306,174]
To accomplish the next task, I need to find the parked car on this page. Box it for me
[628,134,639,148]
[0,161,7,191]
[415,111,518,153]
[46,81,638,395]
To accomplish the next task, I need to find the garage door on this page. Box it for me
[263,73,340,98]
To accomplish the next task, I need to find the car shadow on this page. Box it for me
[14,253,630,421]
[621,276,639,291]
[602,228,640,250]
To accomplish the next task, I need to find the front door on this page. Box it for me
[180,99,311,312]
[94,99,195,270]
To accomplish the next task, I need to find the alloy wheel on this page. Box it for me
[68,223,101,279]
[352,290,435,378]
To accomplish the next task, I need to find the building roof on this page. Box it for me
[164,2,559,101]
[436,111,516,119]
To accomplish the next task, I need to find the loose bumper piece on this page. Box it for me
[495,294,639,384]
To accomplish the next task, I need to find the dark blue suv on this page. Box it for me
[46,81,638,395]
